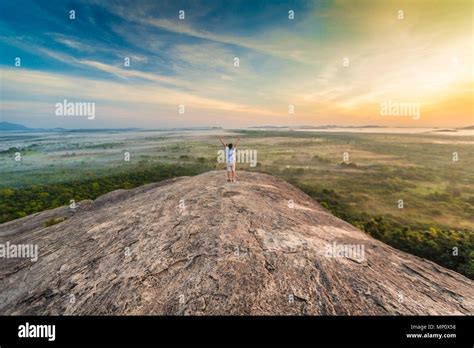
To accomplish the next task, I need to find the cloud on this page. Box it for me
[1,67,279,116]
[1,0,472,128]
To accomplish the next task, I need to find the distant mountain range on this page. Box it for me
[0,122,31,131]
[0,122,141,132]
[1,121,472,132]
[0,122,224,132]
[0,122,67,132]
[248,125,384,129]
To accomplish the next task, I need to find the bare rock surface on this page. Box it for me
[0,171,472,315]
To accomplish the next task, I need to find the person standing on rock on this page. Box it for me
[219,137,240,182]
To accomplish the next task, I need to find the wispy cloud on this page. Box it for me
[0,0,472,128]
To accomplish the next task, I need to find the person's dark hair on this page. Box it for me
[227,143,233,149]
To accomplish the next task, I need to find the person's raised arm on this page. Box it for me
[219,137,226,147]
[235,137,241,148]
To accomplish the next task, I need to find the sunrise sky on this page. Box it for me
[0,0,472,128]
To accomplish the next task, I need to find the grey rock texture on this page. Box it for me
[0,171,472,315]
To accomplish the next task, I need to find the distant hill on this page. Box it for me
[0,122,222,132]
[0,122,65,132]
[429,129,457,133]
[249,125,385,130]
[0,122,135,132]
[0,122,31,131]
[248,125,289,129]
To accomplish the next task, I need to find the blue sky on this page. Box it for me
[0,0,472,128]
